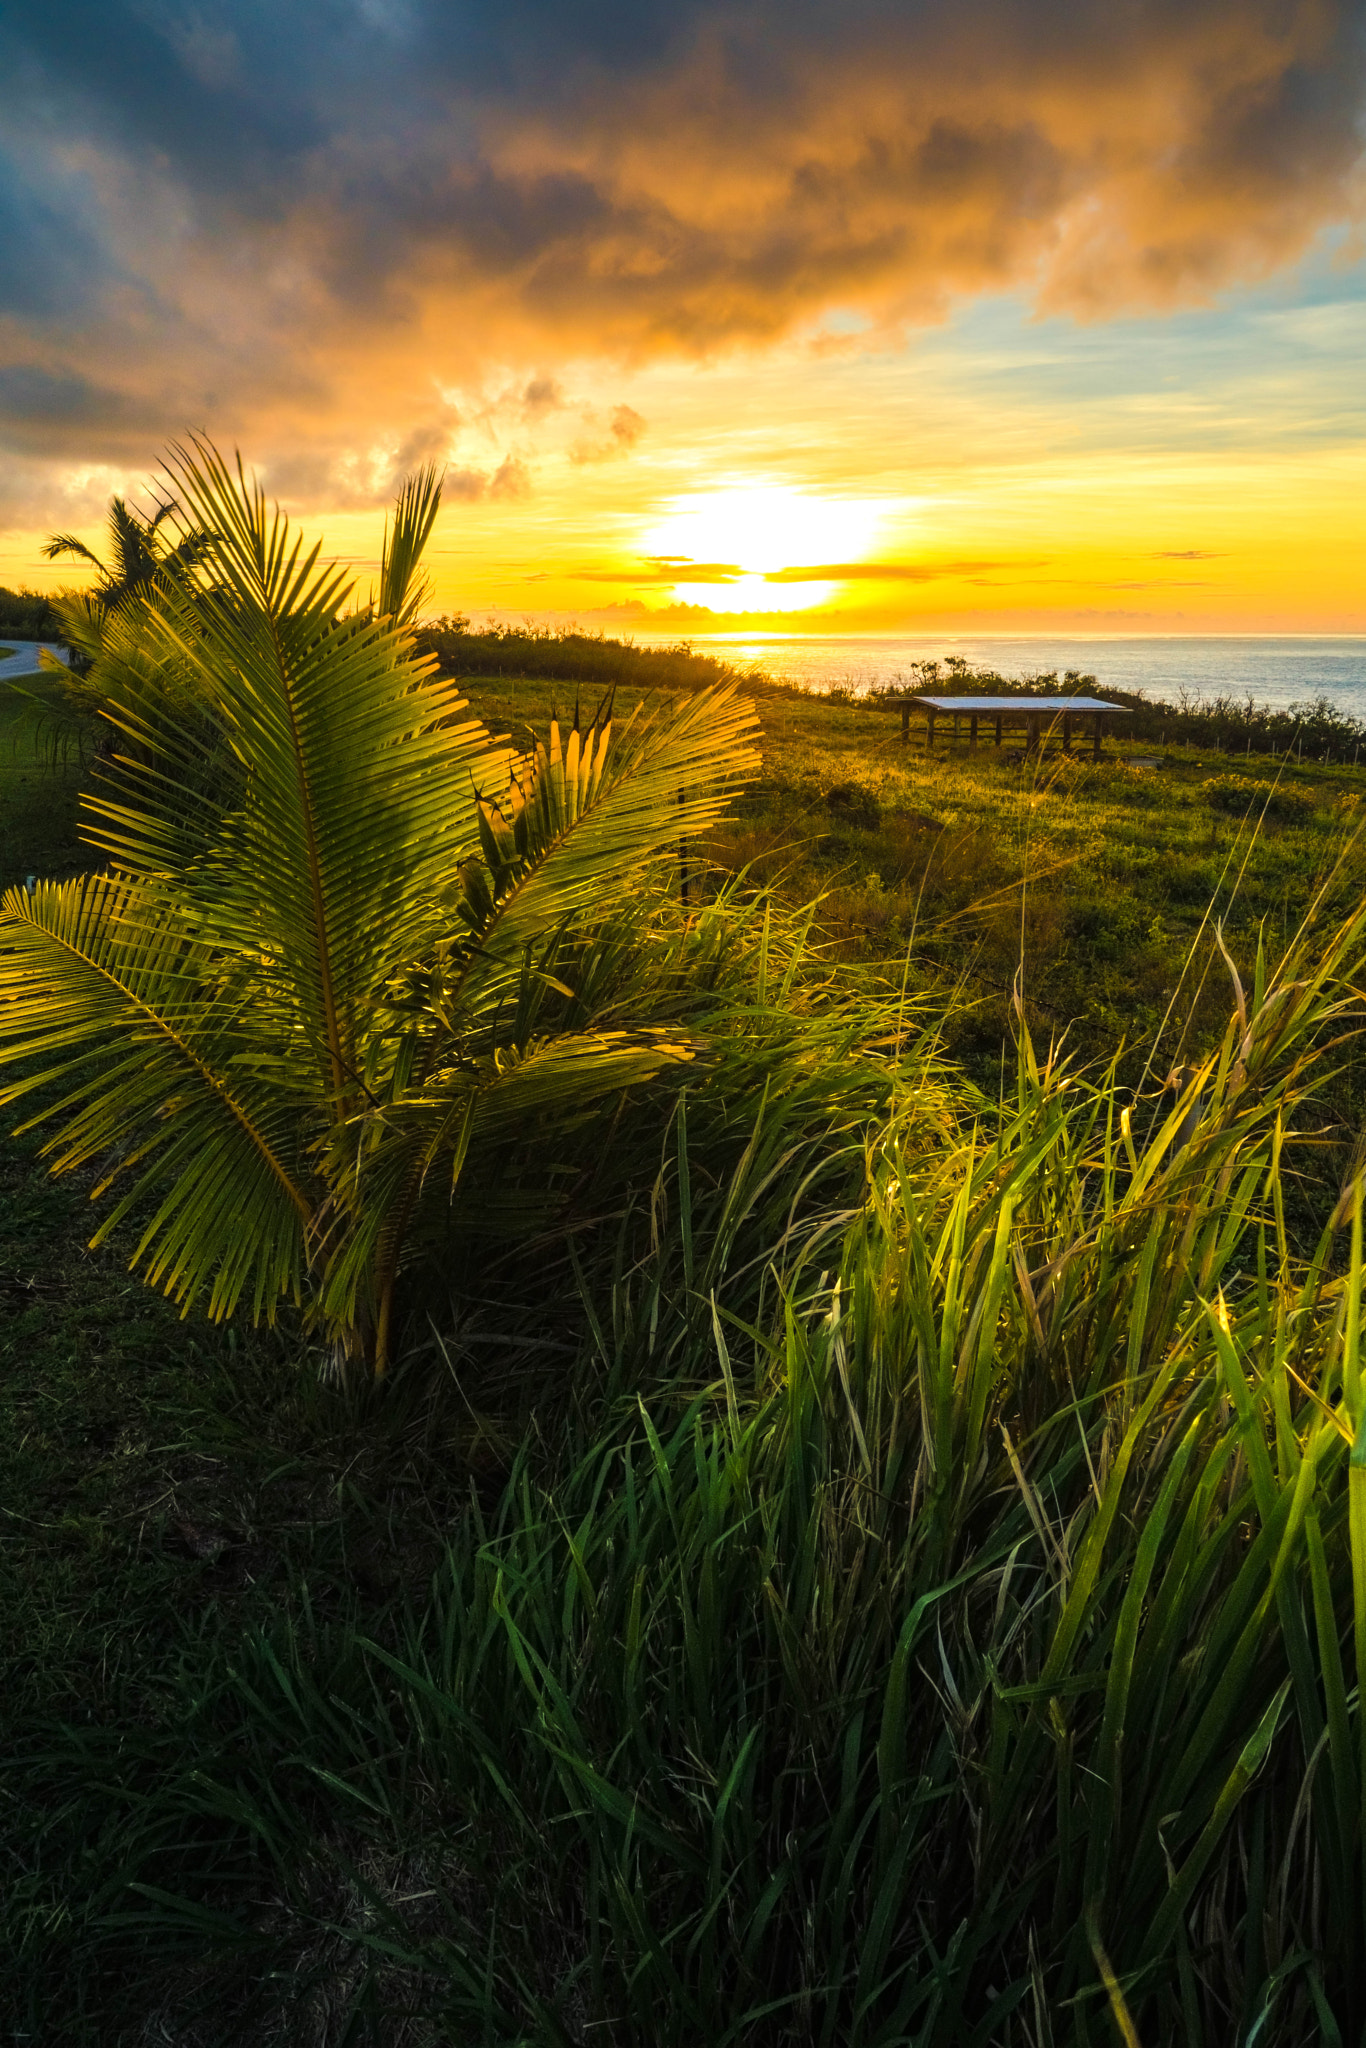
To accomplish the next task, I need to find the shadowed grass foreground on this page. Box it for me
[7,872,1366,2043]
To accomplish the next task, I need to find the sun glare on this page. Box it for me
[641,484,884,610]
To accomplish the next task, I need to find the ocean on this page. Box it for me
[10,628,1366,722]
[642,634,1366,719]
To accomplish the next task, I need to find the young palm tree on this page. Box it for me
[0,440,759,1376]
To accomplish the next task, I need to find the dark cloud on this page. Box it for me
[390,410,461,473]
[489,454,532,497]
[399,455,531,503]
[443,467,495,502]
[0,364,167,454]
[257,428,509,510]
[521,374,565,415]
[1155,549,1226,559]
[0,154,111,321]
[0,0,1362,488]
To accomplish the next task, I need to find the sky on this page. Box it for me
[1,0,1364,637]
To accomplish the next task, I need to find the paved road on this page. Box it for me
[0,638,69,678]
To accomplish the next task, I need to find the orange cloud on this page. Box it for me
[0,0,1360,517]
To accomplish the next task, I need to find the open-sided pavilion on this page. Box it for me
[900,695,1131,757]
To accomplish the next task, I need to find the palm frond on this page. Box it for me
[379,463,443,627]
[106,497,162,593]
[46,591,108,667]
[0,877,312,1321]
[449,687,759,1022]
[41,533,106,571]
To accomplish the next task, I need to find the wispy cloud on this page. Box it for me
[568,557,743,583]
[765,558,1048,582]
[569,404,648,464]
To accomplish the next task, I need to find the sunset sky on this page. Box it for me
[1,0,1364,635]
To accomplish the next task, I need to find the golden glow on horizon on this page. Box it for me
[640,484,886,610]
[3,337,1364,637]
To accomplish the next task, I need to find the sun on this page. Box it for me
[640,484,885,612]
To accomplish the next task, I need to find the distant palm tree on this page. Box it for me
[22,461,448,780]
[40,494,210,679]
[42,494,205,609]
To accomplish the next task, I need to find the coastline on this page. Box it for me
[625,630,1366,714]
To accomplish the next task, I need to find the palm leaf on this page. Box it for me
[0,876,311,1321]
[449,689,759,1024]
[41,533,107,572]
[45,591,109,669]
[85,443,510,1092]
[106,497,159,593]
[379,462,443,626]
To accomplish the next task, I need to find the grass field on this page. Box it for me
[5,661,1366,2042]
[8,664,1361,1074]
[469,669,1366,1081]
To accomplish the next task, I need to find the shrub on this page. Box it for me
[0,585,61,639]
[415,617,763,696]
[823,780,882,830]
[1203,772,1315,824]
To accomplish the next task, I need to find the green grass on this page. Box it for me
[0,697,87,888]
[462,668,1366,1087]
[6,666,1366,2040]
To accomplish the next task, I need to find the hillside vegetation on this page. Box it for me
[0,584,63,640]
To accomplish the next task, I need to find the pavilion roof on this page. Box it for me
[914,695,1130,714]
